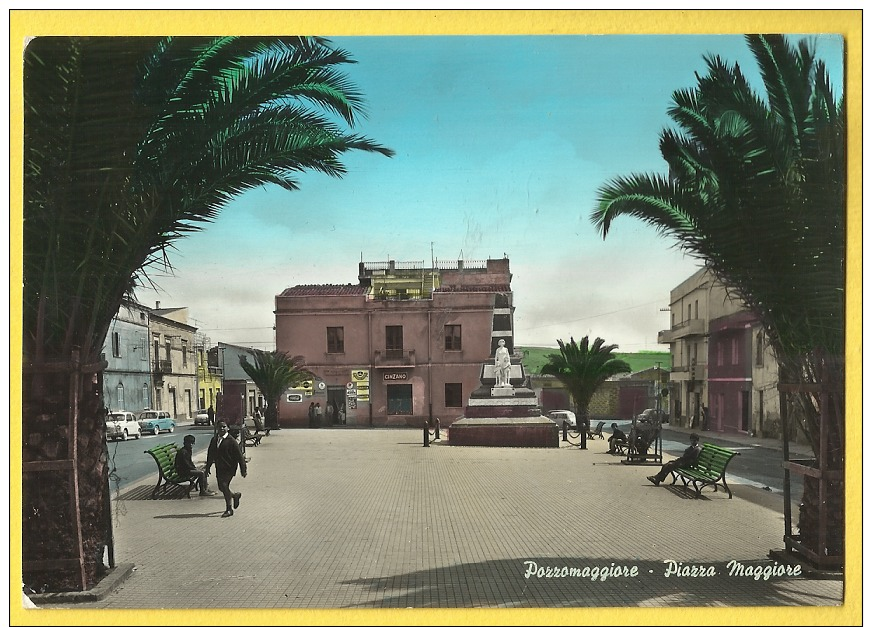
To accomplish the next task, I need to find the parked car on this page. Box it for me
[547,410,577,429]
[194,412,211,426]
[637,408,668,424]
[137,410,176,435]
[105,411,142,441]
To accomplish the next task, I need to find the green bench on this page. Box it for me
[670,442,740,499]
[144,443,197,499]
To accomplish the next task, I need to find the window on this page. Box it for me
[731,337,739,365]
[756,332,764,366]
[154,388,162,411]
[143,383,149,407]
[327,327,345,353]
[444,325,462,351]
[116,383,124,409]
[140,337,148,361]
[111,332,121,358]
[386,384,412,415]
[445,383,463,407]
[165,339,171,361]
[182,339,188,367]
[694,299,699,319]
[717,341,724,366]
[153,338,160,364]
[687,304,692,322]
[386,325,403,359]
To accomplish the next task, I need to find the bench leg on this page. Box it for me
[151,478,163,499]
[721,477,733,499]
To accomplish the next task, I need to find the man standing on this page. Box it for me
[647,432,702,486]
[174,435,214,496]
[207,404,215,426]
[205,421,247,518]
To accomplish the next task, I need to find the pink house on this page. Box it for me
[274,258,514,428]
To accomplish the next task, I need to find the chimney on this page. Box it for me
[155,301,161,309]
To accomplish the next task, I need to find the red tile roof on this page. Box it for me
[434,283,511,293]
[279,284,367,297]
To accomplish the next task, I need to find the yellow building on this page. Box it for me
[195,337,223,413]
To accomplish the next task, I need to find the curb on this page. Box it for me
[27,563,135,605]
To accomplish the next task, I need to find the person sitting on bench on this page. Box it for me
[608,423,627,454]
[174,435,214,496]
[647,432,702,486]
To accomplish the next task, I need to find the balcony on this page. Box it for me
[373,349,416,368]
[154,359,173,374]
[658,318,706,343]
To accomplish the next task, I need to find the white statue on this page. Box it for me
[494,339,512,388]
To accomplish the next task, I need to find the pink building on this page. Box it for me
[274,258,514,428]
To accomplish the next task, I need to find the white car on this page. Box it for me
[547,410,577,429]
[105,411,142,441]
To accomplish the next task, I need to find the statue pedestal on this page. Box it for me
[448,359,558,448]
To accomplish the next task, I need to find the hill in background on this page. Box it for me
[517,346,670,376]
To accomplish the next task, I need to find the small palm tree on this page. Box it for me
[540,336,631,448]
[238,351,313,430]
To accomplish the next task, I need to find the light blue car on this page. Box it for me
[137,410,176,435]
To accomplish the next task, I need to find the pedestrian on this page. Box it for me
[647,432,702,486]
[608,423,627,454]
[326,403,335,425]
[174,435,215,496]
[701,404,711,431]
[207,404,215,426]
[205,421,247,518]
[338,404,346,425]
[314,402,322,428]
[308,402,316,428]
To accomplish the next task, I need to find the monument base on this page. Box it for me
[448,416,559,448]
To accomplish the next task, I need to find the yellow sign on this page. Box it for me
[352,369,369,382]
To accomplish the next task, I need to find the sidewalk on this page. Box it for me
[19,427,852,623]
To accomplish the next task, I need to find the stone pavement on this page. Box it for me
[18,425,856,624]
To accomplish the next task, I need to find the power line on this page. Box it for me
[517,299,666,332]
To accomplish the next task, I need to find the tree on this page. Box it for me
[591,35,844,561]
[23,36,393,592]
[238,351,313,430]
[540,336,632,448]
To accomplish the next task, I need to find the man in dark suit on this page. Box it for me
[174,434,214,496]
[647,432,702,486]
[205,421,247,518]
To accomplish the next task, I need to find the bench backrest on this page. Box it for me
[146,443,182,480]
[591,421,605,433]
[692,443,738,474]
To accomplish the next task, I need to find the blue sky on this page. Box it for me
[136,33,845,351]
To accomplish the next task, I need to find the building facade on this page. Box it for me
[195,334,222,413]
[210,342,264,424]
[149,306,198,422]
[101,300,152,413]
[658,268,782,437]
[274,258,514,428]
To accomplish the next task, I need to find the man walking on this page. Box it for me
[205,421,247,518]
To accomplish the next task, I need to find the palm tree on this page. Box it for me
[540,336,632,449]
[591,35,844,562]
[238,351,313,430]
[23,36,393,591]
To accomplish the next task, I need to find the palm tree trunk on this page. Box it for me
[22,354,110,592]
